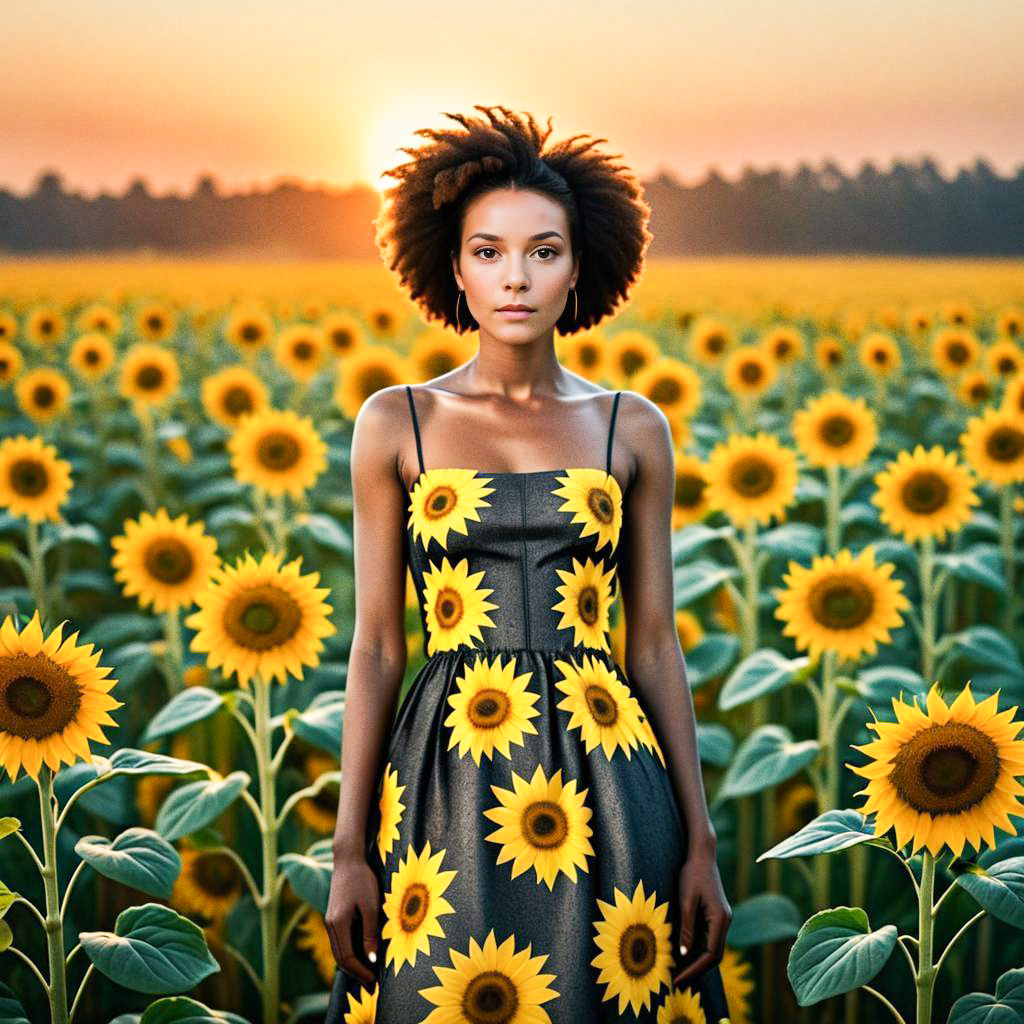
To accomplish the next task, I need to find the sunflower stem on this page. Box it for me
[916,849,937,1024]
[10,827,45,875]
[25,519,49,622]
[38,766,68,1024]
[999,484,1016,635]
[277,903,307,959]
[163,606,185,695]
[813,650,838,909]
[864,984,908,1024]
[918,535,936,683]
[66,963,94,1024]
[825,464,841,555]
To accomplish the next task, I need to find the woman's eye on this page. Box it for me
[474,247,558,259]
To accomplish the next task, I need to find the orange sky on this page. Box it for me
[3,0,1022,197]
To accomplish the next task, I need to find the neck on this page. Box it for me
[466,330,569,401]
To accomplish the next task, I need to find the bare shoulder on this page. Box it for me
[613,390,675,484]
[350,384,415,485]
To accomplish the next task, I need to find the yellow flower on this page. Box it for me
[0,435,73,523]
[704,433,798,527]
[672,454,711,528]
[227,407,328,498]
[689,317,734,366]
[15,367,72,423]
[723,345,777,399]
[857,331,901,376]
[931,327,981,377]
[69,332,116,381]
[118,342,181,409]
[792,391,877,468]
[551,556,616,652]
[551,468,623,554]
[632,356,702,420]
[960,406,1024,485]
[200,365,270,428]
[407,469,495,552]
[334,345,408,420]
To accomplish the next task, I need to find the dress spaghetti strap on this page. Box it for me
[606,390,622,474]
[405,385,425,475]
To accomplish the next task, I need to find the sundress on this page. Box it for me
[324,385,731,1023]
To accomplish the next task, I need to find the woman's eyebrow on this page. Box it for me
[466,231,564,242]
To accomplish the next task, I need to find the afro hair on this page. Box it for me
[372,104,653,335]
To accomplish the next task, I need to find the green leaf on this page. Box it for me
[279,839,334,915]
[0,881,18,918]
[839,502,879,529]
[936,544,1008,593]
[104,748,213,777]
[786,906,898,1006]
[717,726,819,801]
[685,633,740,688]
[291,691,345,756]
[855,665,928,705]
[758,809,891,862]
[80,903,219,994]
[954,857,1024,929]
[948,627,1024,677]
[141,688,225,745]
[728,892,802,947]
[0,919,10,952]
[294,514,352,556]
[0,817,20,840]
[0,981,30,1024]
[718,648,811,711]
[673,559,741,607]
[671,523,735,564]
[76,827,181,899]
[138,996,252,1024]
[696,724,734,767]
[156,772,251,841]
[758,523,823,563]
[948,968,1024,1024]
[81,613,163,651]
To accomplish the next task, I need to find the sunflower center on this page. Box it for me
[331,328,354,349]
[775,340,792,358]
[294,341,314,360]
[651,377,682,404]
[985,426,1024,463]
[807,575,874,629]
[144,539,196,584]
[587,488,614,524]
[400,882,429,932]
[947,341,969,364]
[147,315,164,332]
[891,722,1000,813]
[463,971,519,1023]
[136,365,165,390]
[739,360,763,384]
[622,350,645,375]
[819,414,856,448]
[826,348,842,365]
[33,385,55,407]
[469,689,510,729]
[359,367,396,397]
[728,455,775,497]
[10,458,49,497]
[585,684,618,726]
[872,348,889,364]
[577,586,599,625]
[40,318,54,335]
[85,349,101,365]
[900,470,951,515]
[241,323,263,344]
[970,381,992,401]
[523,799,568,848]
[257,430,302,471]
[195,852,241,896]
[226,587,303,650]
[619,923,656,978]
[997,358,1016,375]
[675,473,707,508]
[0,657,82,739]
[427,487,456,518]
[707,333,725,353]
[581,344,599,367]
[224,387,254,416]
[374,311,393,330]
[435,587,464,630]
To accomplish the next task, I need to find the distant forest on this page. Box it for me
[1,158,1022,257]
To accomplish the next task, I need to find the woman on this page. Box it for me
[324,105,731,1023]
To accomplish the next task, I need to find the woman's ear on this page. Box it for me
[450,249,463,292]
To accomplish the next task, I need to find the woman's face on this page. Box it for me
[451,187,578,341]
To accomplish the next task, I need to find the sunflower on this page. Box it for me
[69,332,116,381]
[930,327,980,378]
[942,300,974,327]
[294,908,338,985]
[25,306,67,346]
[675,609,704,651]
[381,839,457,972]
[631,703,668,767]
[409,327,475,381]
[227,407,328,498]
[704,433,798,527]
[670,454,711,529]
[591,879,673,1016]
[134,302,177,342]
[341,982,378,1024]
[773,546,911,663]
[957,371,994,408]
[0,311,20,343]
[761,324,805,365]
[632,357,702,420]
[1002,377,1024,422]
[857,331,901,376]
[0,435,73,522]
[792,390,877,468]
[294,750,339,833]
[723,345,777,399]
[484,762,595,888]
[996,306,1024,339]
[320,311,365,357]
[407,469,495,552]
[200,365,270,428]
[170,847,243,924]
[719,947,755,1024]
[118,342,181,409]
[906,306,934,338]
[551,467,623,553]
[369,305,401,337]
[0,341,23,384]
[377,762,407,863]
[334,345,408,420]
[871,445,979,543]
[15,367,72,423]
[443,653,539,765]
[960,406,1024,485]
[0,611,122,782]
[557,328,607,380]
[419,928,560,1024]
[75,302,121,337]
[848,682,1024,857]
[814,336,846,373]
[110,507,220,613]
[656,986,706,1024]
[551,556,616,652]
[689,317,734,366]
[985,338,1024,380]
[165,436,192,463]
[776,779,819,840]
[420,557,498,655]
[184,550,336,687]
[553,653,645,760]
[274,323,327,382]
[224,306,275,352]
[607,329,661,381]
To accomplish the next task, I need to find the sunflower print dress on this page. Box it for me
[324,387,730,1024]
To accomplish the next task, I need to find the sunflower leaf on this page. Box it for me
[673,560,741,608]
[279,838,334,914]
[0,981,30,1024]
[291,691,346,756]
[141,687,225,745]
[696,723,735,767]
[719,649,811,711]
[671,523,735,564]
[0,817,21,840]
[685,633,740,688]
[728,892,802,947]
[758,523,823,563]
[80,902,220,994]
[758,809,891,862]
[0,881,19,918]
[155,771,251,842]
[786,906,898,1006]
[76,827,182,899]
[716,726,820,801]
[948,626,1024,678]
[948,967,1024,1024]
[953,857,1024,929]
[935,544,1008,593]
[137,995,252,1024]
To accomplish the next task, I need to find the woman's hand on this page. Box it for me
[671,845,732,989]
[325,851,381,988]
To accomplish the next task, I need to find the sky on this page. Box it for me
[2,0,1022,199]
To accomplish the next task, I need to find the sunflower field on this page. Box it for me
[1,256,1024,1024]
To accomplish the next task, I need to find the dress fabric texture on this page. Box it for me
[324,386,730,1023]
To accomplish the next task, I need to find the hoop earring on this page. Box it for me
[572,287,578,323]
[455,290,463,331]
